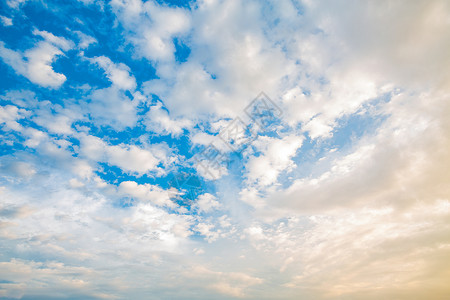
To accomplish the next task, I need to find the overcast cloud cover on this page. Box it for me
[0,0,450,299]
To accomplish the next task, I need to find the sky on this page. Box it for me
[0,0,449,299]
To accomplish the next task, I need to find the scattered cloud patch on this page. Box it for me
[0,30,73,88]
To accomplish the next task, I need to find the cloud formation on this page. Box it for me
[0,30,73,88]
[0,0,449,299]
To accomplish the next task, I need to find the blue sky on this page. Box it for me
[1,0,450,299]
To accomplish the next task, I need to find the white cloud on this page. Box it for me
[79,134,167,176]
[246,135,303,187]
[6,0,28,9]
[69,178,84,188]
[302,0,450,89]
[144,102,192,136]
[108,145,161,175]
[31,101,81,135]
[182,265,263,298]
[111,0,191,62]
[77,0,103,6]
[0,105,27,131]
[32,29,73,51]
[0,259,111,299]
[266,89,450,216]
[86,87,140,130]
[0,30,74,88]
[0,89,37,108]
[1,1,450,299]
[123,202,193,242]
[90,56,136,90]
[141,0,299,119]
[239,187,265,209]
[194,222,219,243]
[119,180,175,207]
[0,16,13,26]
[24,42,68,87]
[0,175,193,297]
[195,158,228,181]
[193,193,221,213]
[0,160,37,180]
[71,159,94,179]
[74,31,97,49]
[281,201,450,299]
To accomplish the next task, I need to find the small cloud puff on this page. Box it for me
[89,56,136,90]
[0,16,13,26]
[144,102,192,136]
[194,193,221,213]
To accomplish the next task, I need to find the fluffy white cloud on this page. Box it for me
[246,135,304,187]
[79,134,167,176]
[0,89,37,108]
[0,30,73,88]
[31,101,81,135]
[193,193,221,213]
[0,15,13,26]
[90,56,136,90]
[142,0,297,119]
[144,102,192,136]
[86,87,140,130]
[119,180,175,207]
[74,30,97,49]
[265,90,450,215]
[6,0,28,9]
[0,105,27,131]
[111,0,190,61]
[0,170,196,298]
